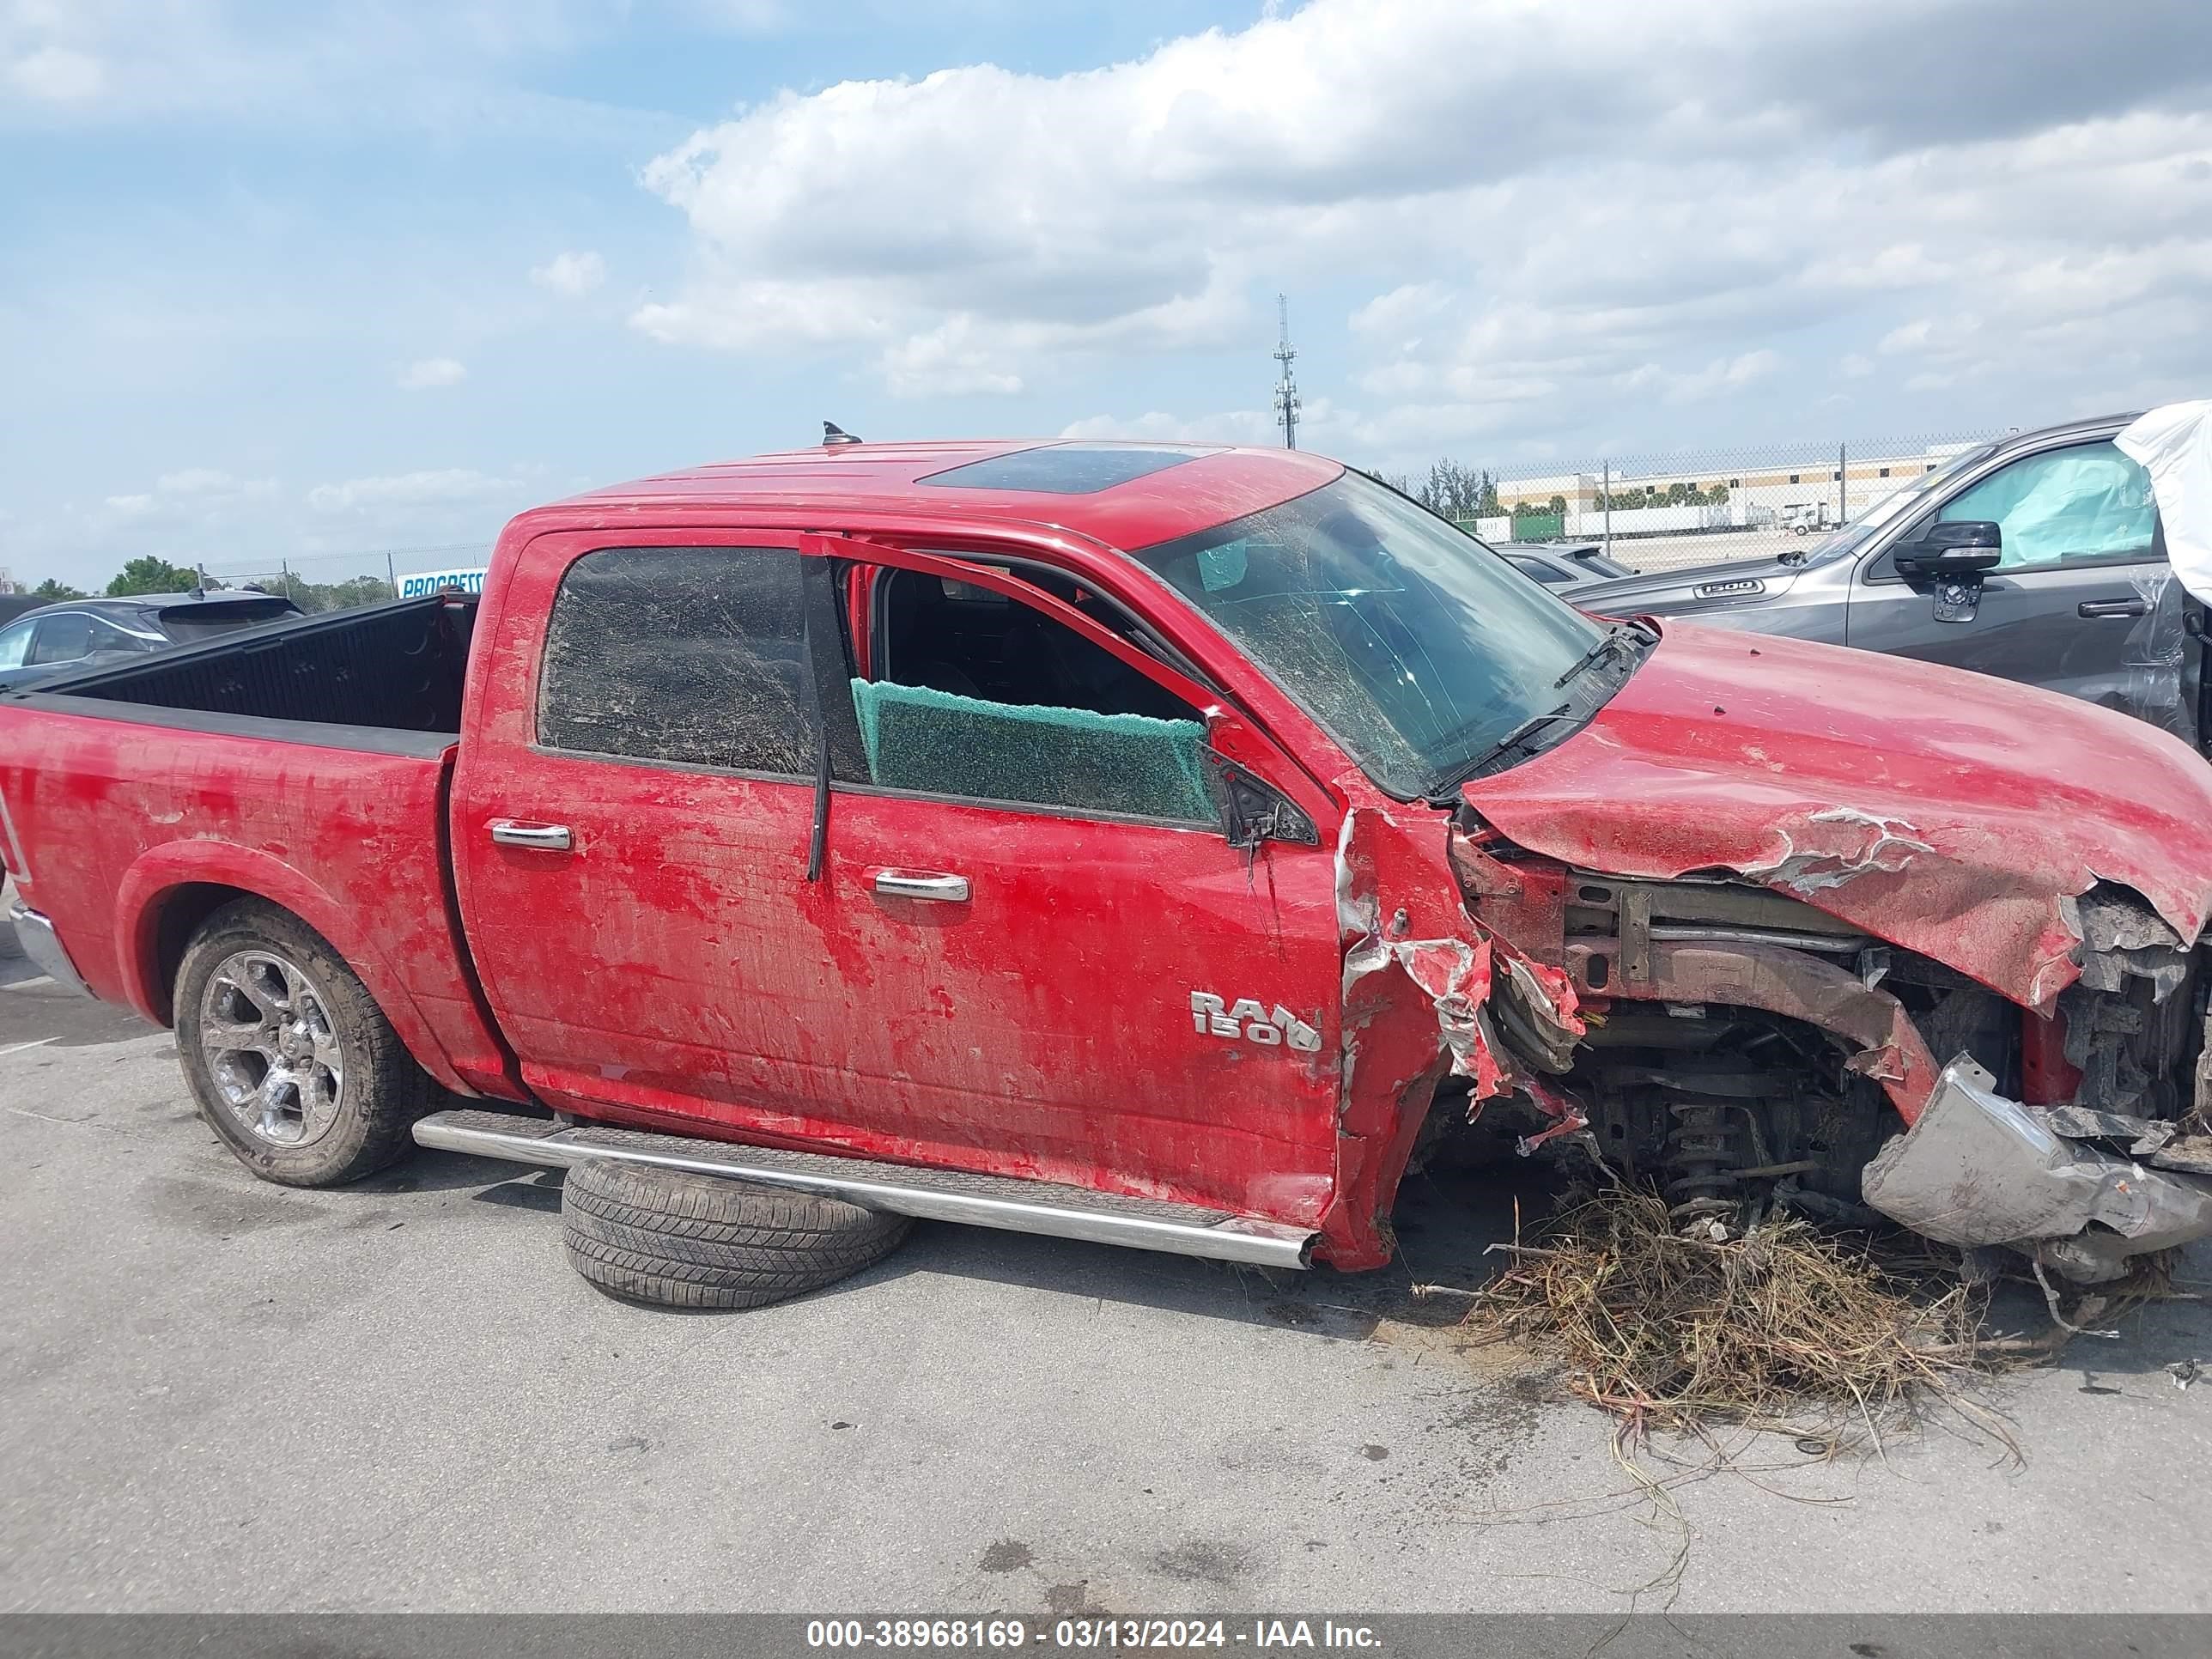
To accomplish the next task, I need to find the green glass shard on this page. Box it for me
[852,678,1213,823]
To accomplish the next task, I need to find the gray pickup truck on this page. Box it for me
[1571,412,2200,746]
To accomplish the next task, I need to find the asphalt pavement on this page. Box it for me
[3,959,2210,1615]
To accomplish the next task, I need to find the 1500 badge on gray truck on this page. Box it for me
[1571,411,2202,749]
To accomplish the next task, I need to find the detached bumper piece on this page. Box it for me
[414,1108,1316,1270]
[1863,1055,2212,1283]
[7,902,90,997]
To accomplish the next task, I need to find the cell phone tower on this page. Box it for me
[1272,294,1301,451]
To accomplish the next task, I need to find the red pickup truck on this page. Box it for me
[8,438,2212,1306]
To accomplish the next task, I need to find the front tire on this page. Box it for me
[174,899,433,1186]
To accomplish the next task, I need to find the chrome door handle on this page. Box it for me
[2079,599,2149,619]
[872,869,969,902]
[489,819,573,852]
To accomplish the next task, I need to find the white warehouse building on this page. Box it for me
[1484,442,1981,542]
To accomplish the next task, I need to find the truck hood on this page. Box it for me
[1461,621,2212,1007]
[1571,550,1815,616]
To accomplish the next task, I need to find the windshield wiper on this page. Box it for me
[1552,623,1638,690]
[1425,703,1576,800]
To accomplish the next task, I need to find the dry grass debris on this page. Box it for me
[1459,1186,2022,1454]
[1449,1183,2187,1612]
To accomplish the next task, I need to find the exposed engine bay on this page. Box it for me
[1420,810,2212,1285]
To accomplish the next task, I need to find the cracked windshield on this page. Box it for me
[1133,471,1620,795]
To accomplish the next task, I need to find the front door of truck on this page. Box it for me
[1845,438,2191,738]
[808,542,1347,1224]
[452,530,1347,1228]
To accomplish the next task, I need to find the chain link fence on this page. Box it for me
[202,543,493,612]
[1411,429,2014,574]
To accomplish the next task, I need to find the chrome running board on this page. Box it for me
[414,1108,1316,1270]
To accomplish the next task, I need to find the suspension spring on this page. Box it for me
[1664,1097,1737,1206]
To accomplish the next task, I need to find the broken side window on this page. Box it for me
[538,545,817,774]
[842,565,1215,823]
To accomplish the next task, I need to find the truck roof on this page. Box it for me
[544,440,1346,552]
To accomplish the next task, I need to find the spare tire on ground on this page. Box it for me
[561,1158,912,1310]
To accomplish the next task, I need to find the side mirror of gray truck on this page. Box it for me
[1894,520,2002,579]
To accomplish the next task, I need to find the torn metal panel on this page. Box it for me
[1493,955,1579,1073]
[2151,1135,2212,1176]
[1565,872,1868,985]
[1328,794,1592,1266]
[2065,886,2189,1000]
[1331,800,1507,1267]
[2045,1105,2178,1157]
[1447,822,1569,963]
[1333,805,1380,941]
[1563,938,1940,1123]
[1514,1075,1593,1158]
[2046,886,2201,1116]
[1461,622,2212,1009]
[1345,931,1494,1085]
[1863,1054,2212,1283]
[1737,807,1936,897]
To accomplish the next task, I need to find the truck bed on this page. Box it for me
[45,593,476,741]
[0,593,514,1100]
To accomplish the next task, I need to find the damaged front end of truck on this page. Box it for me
[1331,639,2212,1287]
[1133,465,2212,1283]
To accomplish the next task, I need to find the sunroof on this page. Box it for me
[918,444,1209,495]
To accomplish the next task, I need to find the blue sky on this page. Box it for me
[4,0,2210,590]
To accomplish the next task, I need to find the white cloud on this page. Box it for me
[156,467,236,495]
[1062,408,1274,446]
[880,319,1024,398]
[0,2,679,143]
[1620,349,1784,404]
[306,469,513,514]
[397,356,467,391]
[1879,319,1936,356]
[626,0,2212,450]
[682,0,787,33]
[1061,394,1480,456]
[1348,283,1455,356]
[7,45,103,102]
[23,463,530,587]
[529,249,605,297]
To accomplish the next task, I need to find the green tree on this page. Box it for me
[1414,459,1500,521]
[106,556,200,597]
[32,578,88,600]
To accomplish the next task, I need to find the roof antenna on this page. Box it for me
[823,422,863,447]
[191,563,208,599]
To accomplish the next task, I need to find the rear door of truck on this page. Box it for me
[450,528,1346,1224]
